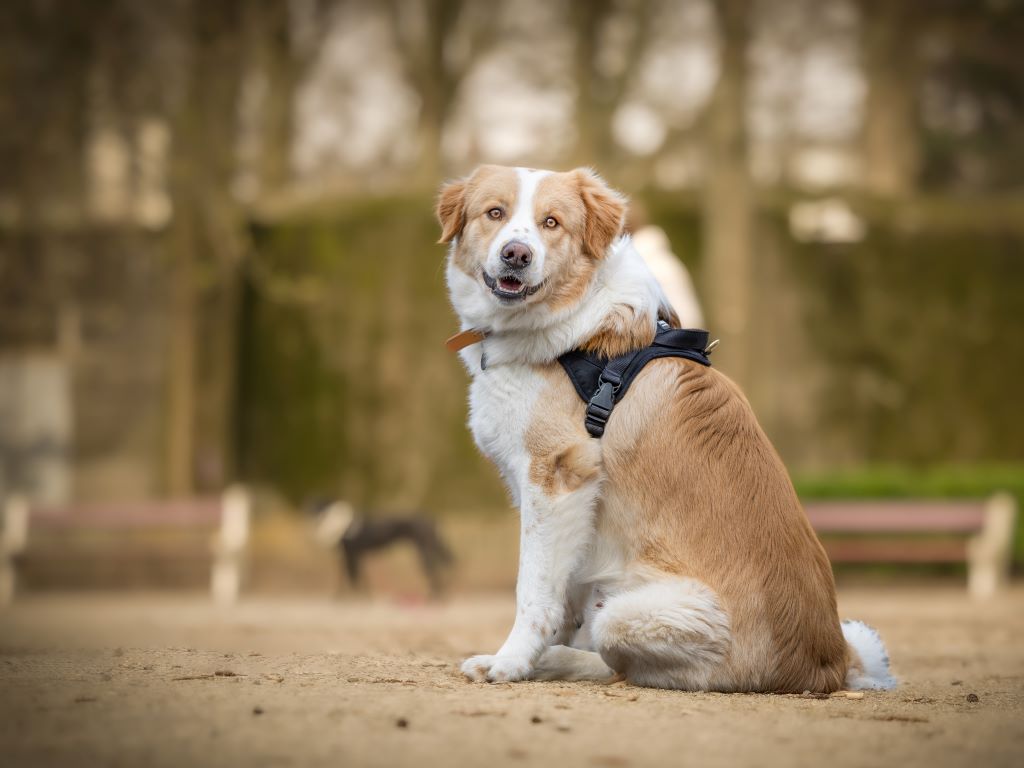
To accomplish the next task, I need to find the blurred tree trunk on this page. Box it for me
[703,0,753,388]
[164,0,247,495]
[571,0,652,170]
[572,0,612,165]
[860,0,919,197]
[388,0,464,184]
[165,222,197,496]
[417,0,458,183]
[247,0,298,195]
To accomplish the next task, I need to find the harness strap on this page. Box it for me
[559,322,714,438]
[582,350,636,437]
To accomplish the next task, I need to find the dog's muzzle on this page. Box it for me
[482,269,543,302]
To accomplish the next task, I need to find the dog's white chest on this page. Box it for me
[465,357,544,493]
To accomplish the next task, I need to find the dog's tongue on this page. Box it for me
[499,276,523,292]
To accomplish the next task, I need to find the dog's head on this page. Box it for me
[437,166,627,322]
[310,500,356,548]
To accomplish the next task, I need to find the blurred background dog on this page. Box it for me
[310,499,454,598]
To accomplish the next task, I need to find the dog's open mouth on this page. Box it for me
[482,271,542,301]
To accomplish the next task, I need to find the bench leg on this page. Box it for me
[1,496,30,607]
[211,556,242,606]
[211,485,250,605]
[967,492,1017,600]
[0,554,15,606]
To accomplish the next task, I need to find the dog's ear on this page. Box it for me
[436,178,468,244]
[574,168,627,259]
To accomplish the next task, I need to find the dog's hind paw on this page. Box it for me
[460,654,532,683]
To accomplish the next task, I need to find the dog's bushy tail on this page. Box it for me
[842,619,896,690]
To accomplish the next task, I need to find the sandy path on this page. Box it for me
[1,588,1022,768]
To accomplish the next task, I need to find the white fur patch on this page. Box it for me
[593,579,731,676]
[532,645,615,681]
[842,619,897,690]
[484,168,552,285]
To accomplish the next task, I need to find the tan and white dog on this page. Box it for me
[437,165,894,692]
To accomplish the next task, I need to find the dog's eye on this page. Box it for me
[487,208,503,220]
[544,216,558,229]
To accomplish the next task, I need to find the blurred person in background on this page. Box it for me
[626,203,704,328]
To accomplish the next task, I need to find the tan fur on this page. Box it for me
[600,360,849,692]
[846,645,865,683]
[657,302,681,328]
[534,173,600,313]
[438,165,520,276]
[544,249,599,314]
[552,169,654,354]
[574,168,627,261]
[525,368,600,497]
[579,304,656,359]
[436,179,467,244]
[520,359,849,692]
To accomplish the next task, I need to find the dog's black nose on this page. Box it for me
[500,240,532,269]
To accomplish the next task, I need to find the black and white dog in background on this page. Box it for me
[311,500,454,597]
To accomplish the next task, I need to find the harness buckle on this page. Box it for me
[585,380,616,437]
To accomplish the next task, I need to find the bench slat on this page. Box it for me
[30,500,222,529]
[822,538,968,563]
[805,501,986,533]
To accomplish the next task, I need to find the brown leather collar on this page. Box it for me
[445,328,487,353]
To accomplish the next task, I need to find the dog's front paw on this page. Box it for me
[461,654,533,683]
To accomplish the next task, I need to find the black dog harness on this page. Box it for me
[557,321,714,438]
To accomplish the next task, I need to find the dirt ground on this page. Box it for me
[1,588,1022,768]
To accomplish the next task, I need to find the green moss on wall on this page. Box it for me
[786,214,1024,463]
[237,196,506,513]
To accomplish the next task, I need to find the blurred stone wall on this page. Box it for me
[0,229,171,502]
[1,195,1021,509]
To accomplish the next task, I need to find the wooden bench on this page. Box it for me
[0,486,250,606]
[805,493,1018,599]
